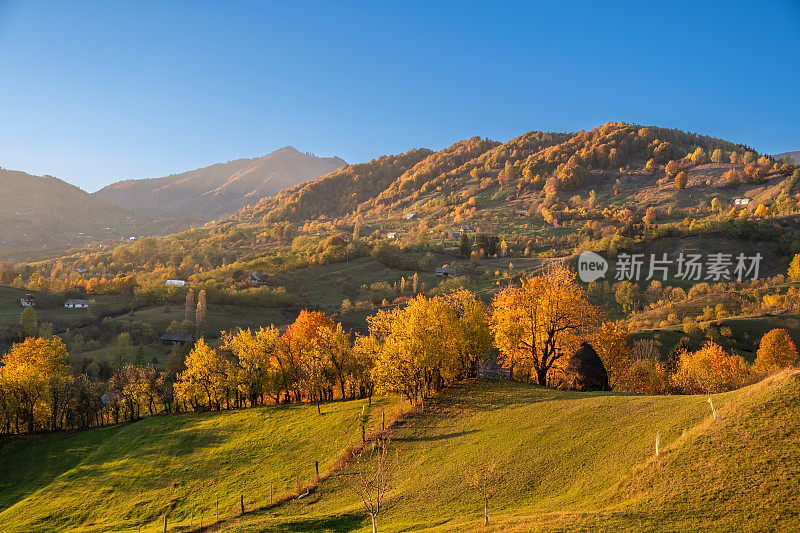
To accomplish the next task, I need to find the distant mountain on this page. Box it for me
[95,147,346,221]
[0,168,177,254]
[774,151,800,164]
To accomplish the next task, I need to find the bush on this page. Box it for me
[672,341,750,393]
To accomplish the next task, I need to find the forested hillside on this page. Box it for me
[0,169,178,256]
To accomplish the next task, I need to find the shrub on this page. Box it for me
[753,329,798,374]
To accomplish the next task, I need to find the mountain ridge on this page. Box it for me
[94,146,346,221]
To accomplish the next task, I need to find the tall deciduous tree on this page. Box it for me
[491,267,601,385]
[185,289,195,322]
[195,289,207,338]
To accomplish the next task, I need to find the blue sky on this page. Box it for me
[0,0,798,191]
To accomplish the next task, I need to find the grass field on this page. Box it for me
[0,396,399,532]
[1,372,798,532]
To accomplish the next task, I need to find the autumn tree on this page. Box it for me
[674,171,688,190]
[724,168,741,186]
[592,322,631,389]
[175,339,229,410]
[690,147,707,165]
[370,295,463,405]
[665,160,680,176]
[459,234,471,258]
[753,329,798,374]
[195,289,207,337]
[185,289,195,322]
[492,267,601,385]
[0,337,71,432]
[671,341,749,393]
[221,326,283,406]
[20,307,37,338]
[788,253,800,282]
[710,148,723,163]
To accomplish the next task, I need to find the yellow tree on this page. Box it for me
[370,295,460,405]
[591,322,631,389]
[175,339,229,410]
[672,341,750,393]
[753,329,798,374]
[0,337,70,432]
[221,326,283,406]
[492,267,601,385]
[441,288,493,377]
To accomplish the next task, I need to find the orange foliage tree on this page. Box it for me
[671,341,749,393]
[753,329,798,374]
[492,267,601,385]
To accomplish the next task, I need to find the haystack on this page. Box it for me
[562,342,610,391]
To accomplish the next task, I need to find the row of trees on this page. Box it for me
[2,267,797,434]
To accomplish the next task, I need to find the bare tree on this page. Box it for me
[465,461,503,526]
[346,438,396,533]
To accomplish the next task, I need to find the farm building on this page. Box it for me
[734,198,751,206]
[159,332,194,346]
[165,280,187,287]
[247,273,269,284]
[64,299,90,309]
[460,224,475,233]
[403,213,416,220]
[386,232,397,239]
[435,266,457,277]
[20,294,35,307]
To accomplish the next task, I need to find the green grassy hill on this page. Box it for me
[0,396,398,532]
[2,372,798,532]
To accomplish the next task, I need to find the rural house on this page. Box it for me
[165,280,187,287]
[247,273,269,284]
[159,332,194,346]
[460,224,475,233]
[20,294,35,307]
[435,266,457,277]
[386,232,397,240]
[64,299,90,309]
[403,213,416,219]
[734,198,751,206]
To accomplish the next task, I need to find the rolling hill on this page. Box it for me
[95,147,346,221]
[0,168,179,257]
[775,150,800,164]
[0,371,796,532]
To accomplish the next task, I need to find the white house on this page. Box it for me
[64,299,90,309]
[734,198,751,206]
[165,280,187,287]
[20,294,35,307]
[403,213,416,220]
[386,232,397,240]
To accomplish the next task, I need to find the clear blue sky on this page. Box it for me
[0,0,798,191]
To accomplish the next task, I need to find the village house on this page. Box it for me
[20,294,35,307]
[160,332,194,346]
[460,224,476,233]
[403,213,416,220]
[734,198,751,206]
[165,280,187,287]
[247,273,269,284]
[386,232,397,240]
[435,266,457,277]
[64,299,90,309]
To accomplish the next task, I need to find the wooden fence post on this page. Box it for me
[270,482,273,505]
[163,514,167,533]
[240,493,244,515]
[315,460,319,478]
[216,495,219,521]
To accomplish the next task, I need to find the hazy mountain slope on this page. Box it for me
[0,169,170,253]
[774,150,800,164]
[95,147,346,220]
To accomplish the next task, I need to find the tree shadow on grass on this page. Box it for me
[270,511,368,533]
[393,429,479,443]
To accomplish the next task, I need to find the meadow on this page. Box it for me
[1,371,797,532]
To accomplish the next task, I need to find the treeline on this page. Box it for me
[2,267,796,435]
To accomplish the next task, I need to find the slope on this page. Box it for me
[0,168,175,254]
[215,371,800,532]
[0,395,397,533]
[774,150,800,164]
[95,147,346,221]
